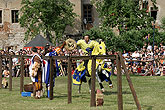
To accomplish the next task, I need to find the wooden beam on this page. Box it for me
[116,55,123,110]
[71,55,116,60]
[0,55,2,88]
[95,55,116,59]
[118,52,141,110]
[9,55,12,91]
[68,56,72,104]
[49,56,54,100]
[90,56,96,107]
[20,55,24,94]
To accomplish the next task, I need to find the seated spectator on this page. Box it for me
[3,67,10,78]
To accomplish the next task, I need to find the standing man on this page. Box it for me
[77,35,94,55]
[29,47,42,99]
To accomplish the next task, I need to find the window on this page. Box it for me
[0,10,2,23]
[142,0,148,9]
[83,5,93,24]
[150,7,158,20]
[11,10,19,23]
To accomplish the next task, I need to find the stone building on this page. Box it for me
[0,0,25,51]
[141,0,165,27]
[0,0,164,50]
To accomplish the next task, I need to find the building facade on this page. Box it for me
[0,0,164,51]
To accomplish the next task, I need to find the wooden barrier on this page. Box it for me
[9,55,12,91]
[118,52,141,110]
[90,56,96,107]
[0,54,141,109]
[67,56,72,104]
[116,55,123,110]
[20,55,24,93]
[49,56,54,100]
[0,55,2,88]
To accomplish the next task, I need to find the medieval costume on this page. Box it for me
[73,40,113,92]
[29,47,42,99]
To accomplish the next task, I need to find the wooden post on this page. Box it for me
[9,55,12,91]
[20,55,24,93]
[118,52,141,110]
[49,56,54,100]
[111,59,115,75]
[116,54,123,110]
[90,55,96,107]
[0,55,2,88]
[67,56,72,104]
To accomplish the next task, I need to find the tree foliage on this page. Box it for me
[19,0,76,42]
[161,17,165,31]
[84,27,164,52]
[92,0,155,34]
[83,27,123,51]
[87,0,163,52]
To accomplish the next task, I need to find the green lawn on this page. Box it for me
[0,75,165,110]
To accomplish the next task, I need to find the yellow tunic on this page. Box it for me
[77,40,96,55]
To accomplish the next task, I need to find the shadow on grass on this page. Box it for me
[141,104,153,110]
[104,91,131,95]
[53,93,89,99]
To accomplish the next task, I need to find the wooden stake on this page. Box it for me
[9,55,12,91]
[49,56,54,100]
[68,56,72,104]
[90,56,96,107]
[20,55,24,93]
[118,52,141,110]
[0,55,2,88]
[116,55,123,110]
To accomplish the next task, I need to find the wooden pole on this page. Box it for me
[0,55,2,88]
[116,54,123,110]
[49,56,54,100]
[67,56,72,104]
[118,52,141,110]
[9,55,12,91]
[20,55,24,93]
[90,56,96,107]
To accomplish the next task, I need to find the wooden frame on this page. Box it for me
[0,53,141,109]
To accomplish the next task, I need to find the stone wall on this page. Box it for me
[0,0,25,51]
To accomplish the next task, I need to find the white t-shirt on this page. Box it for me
[147,45,152,51]
[132,52,139,58]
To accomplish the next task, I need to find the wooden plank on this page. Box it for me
[116,55,123,110]
[0,55,2,88]
[71,55,116,60]
[71,56,92,60]
[49,56,54,100]
[118,52,141,110]
[1,55,9,58]
[20,55,24,94]
[95,55,116,59]
[67,56,72,104]
[52,56,68,60]
[1,55,116,60]
[90,56,96,107]
[9,55,12,91]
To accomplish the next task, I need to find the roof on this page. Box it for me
[24,35,54,47]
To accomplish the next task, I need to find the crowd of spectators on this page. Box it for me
[122,43,165,76]
[0,42,164,78]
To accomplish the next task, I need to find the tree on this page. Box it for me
[160,17,165,31]
[83,27,124,51]
[19,0,76,43]
[89,0,162,52]
[92,0,156,34]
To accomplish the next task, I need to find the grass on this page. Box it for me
[0,75,165,110]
